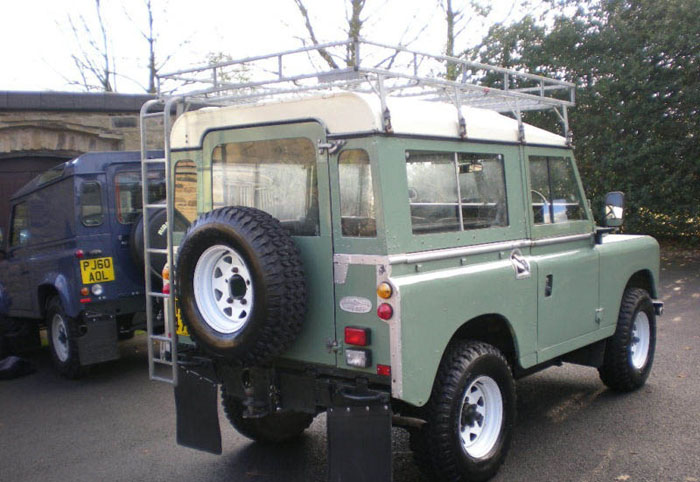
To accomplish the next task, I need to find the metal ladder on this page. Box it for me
[139,97,182,385]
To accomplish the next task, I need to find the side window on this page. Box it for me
[174,160,197,223]
[338,149,376,237]
[406,150,507,234]
[529,156,586,224]
[80,182,104,227]
[10,202,29,247]
[212,138,319,236]
[115,171,165,224]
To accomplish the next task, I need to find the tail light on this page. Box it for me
[75,249,84,259]
[377,303,393,320]
[344,326,370,346]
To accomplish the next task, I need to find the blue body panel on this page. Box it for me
[0,151,162,321]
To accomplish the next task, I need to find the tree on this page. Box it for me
[123,0,185,94]
[442,0,492,80]
[470,0,700,240]
[292,0,366,68]
[67,0,116,92]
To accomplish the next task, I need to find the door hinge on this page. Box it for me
[318,139,346,154]
[595,308,604,324]
[326,338,342,354]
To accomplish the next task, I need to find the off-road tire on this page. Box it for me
[176,206,306,364]
[221,386,313,443]
[598,288,656,392]
[130,207,190,279]
[415,341,516,482]
[46,297,84,379]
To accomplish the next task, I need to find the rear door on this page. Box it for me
[106,164,161,289]
[201,121,336,366]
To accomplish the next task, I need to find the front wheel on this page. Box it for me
[599,287,656,391]
[413,341,516,482]
[46,297,84,379]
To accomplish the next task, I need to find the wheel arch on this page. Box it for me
[37,274,75,319]
[625,269,657,299]
[448,313,519,369]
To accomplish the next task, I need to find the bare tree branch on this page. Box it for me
[66,0,115,92]
[292,0,339,69]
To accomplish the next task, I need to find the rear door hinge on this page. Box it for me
[326,338,342,354]
[318,139,346,155]
[595,308,604,324]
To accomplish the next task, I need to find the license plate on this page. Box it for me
[79,257,115,284]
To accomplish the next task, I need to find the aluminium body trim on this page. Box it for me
[387,232,593,265]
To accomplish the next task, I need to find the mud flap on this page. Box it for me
[327,403,392,482]
[77,313,118,366]
[174,367,222,455]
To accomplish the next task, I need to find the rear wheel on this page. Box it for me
[413,341,516,482]
[599,287,656,391]
[221,386,313,443]
[46,297,84,379]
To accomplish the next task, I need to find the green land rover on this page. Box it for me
[139,41,663,482]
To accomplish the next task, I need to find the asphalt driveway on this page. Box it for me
[1,250,698,482]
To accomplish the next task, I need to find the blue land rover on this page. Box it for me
[0,151,171,377]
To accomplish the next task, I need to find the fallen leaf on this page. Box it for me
[616,475,631,481]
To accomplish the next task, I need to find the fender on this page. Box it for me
[37,273,78,319]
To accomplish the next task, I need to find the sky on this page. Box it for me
[0,0,535,93]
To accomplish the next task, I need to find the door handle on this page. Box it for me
[509,249,531,280]
[545,274,553,297]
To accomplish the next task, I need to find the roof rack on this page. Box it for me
[157,38,576,142]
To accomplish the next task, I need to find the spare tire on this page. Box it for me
[175,206,306,364]
[130,207,190,279]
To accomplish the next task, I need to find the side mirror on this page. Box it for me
[603,191,625,228]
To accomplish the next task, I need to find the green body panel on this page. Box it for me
[334,263,392,373]
[389,251,538,406]
[596,234,660,322]
[531,239,599,352]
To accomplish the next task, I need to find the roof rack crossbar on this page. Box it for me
[156,38,576,137]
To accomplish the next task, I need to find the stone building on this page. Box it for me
[0,91,163,232]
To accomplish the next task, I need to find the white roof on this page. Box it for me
[170,92,567,149]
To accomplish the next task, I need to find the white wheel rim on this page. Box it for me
[630,311,651,369]
[193,244,254,334]
[51,314,69,363]
[459,375,503,459]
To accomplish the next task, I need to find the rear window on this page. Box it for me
[115,171,165,224]
[80,182,103,227]
[174,160,197,223]
[211,138,319,236]
[338,149,376,237]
